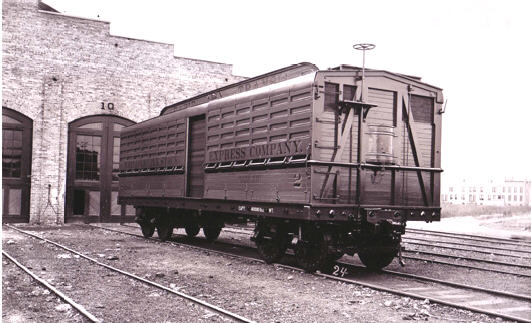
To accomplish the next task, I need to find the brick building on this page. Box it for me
[2,0,244,224]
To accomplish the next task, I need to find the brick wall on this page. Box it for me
[2,0,245,224]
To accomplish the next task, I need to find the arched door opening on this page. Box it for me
[66,115,135,223]
[2,107,33,223]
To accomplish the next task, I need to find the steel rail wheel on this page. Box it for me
[255,231,289,264]
[358,244,398,270]
[203,225,222,242]
[156,223,173,241]
[185,223,200,237]
[295,228,329,272]
[140,223,155,238]
[327,251,345,261]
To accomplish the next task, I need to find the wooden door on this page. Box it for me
[66,115,134,222]
[187,115,206,198]
[2,107,33,223]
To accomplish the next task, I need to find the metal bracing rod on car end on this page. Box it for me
[353,43,375,102]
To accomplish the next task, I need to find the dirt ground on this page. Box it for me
[2,224,512,323]
[2,256,89,323]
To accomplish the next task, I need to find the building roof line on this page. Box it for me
[38,5,110,24]
[37,3,234,68]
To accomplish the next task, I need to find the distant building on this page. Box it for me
[441,178,531,206]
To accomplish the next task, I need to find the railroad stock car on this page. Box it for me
[118,62,443,271]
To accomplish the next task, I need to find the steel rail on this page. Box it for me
[317,272,531,323]
[403,249,531,269]
[403,254,531,278]
[2,250,101,323]
[220,227,254,235]
[403,236,531,255]
[6,225,256,323]
[91,224,266,266]
[182,228,531,300]
[112,225,531,301]
[221,226,531,277]
[95,224,531,322]
[225,226,531,256]
[107,224,531,281]
[226,226,529,257]
[406,228,531,247]
[338,261,531,302]
[271,258,531,323]
[222,226,531,276]
[403,239,531,260]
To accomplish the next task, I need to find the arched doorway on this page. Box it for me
[2,107,33,223]
[66,115,135,222]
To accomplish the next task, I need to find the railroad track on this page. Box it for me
[406,228,531,248]
[112,224,531,277]
[222,225,531,257]
[402,248,531,269]
[400,254,531,278]
[221,224,531,253]
[324,264,531,323]
[220,226,531,277]
[338,261,531,302]
[91,223,531,322]
[4,224,255,323]
[403,236,531,258]
[2,250,101,322]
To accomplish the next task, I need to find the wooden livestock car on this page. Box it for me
[118,62,443,271]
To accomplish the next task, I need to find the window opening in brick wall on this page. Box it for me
[2,129,23,178]
[75,135,101,181]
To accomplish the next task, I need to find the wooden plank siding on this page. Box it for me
[366,88,395,127]
[313,81,362,203]
[400,171,432,206]
[310,71,441,208]
[119,174,185,198]
[202,75,315,204]
[118,110,189,200]
[205,86,313,159]
[120,117,187,171]
[119,67,443,212]
[360,88,396,205]
[204,168,309,203]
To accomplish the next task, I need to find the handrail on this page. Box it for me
[306,160,443,173]
[217,161,234,169]
[204,163,218,170]
[172,166,184,173]
[288,155,308,164]
[232,160,248,168]
[248,158,267,167]
[266,157,287,166]
[118,165,185,176]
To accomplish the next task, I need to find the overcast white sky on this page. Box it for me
[45,0,531,183]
